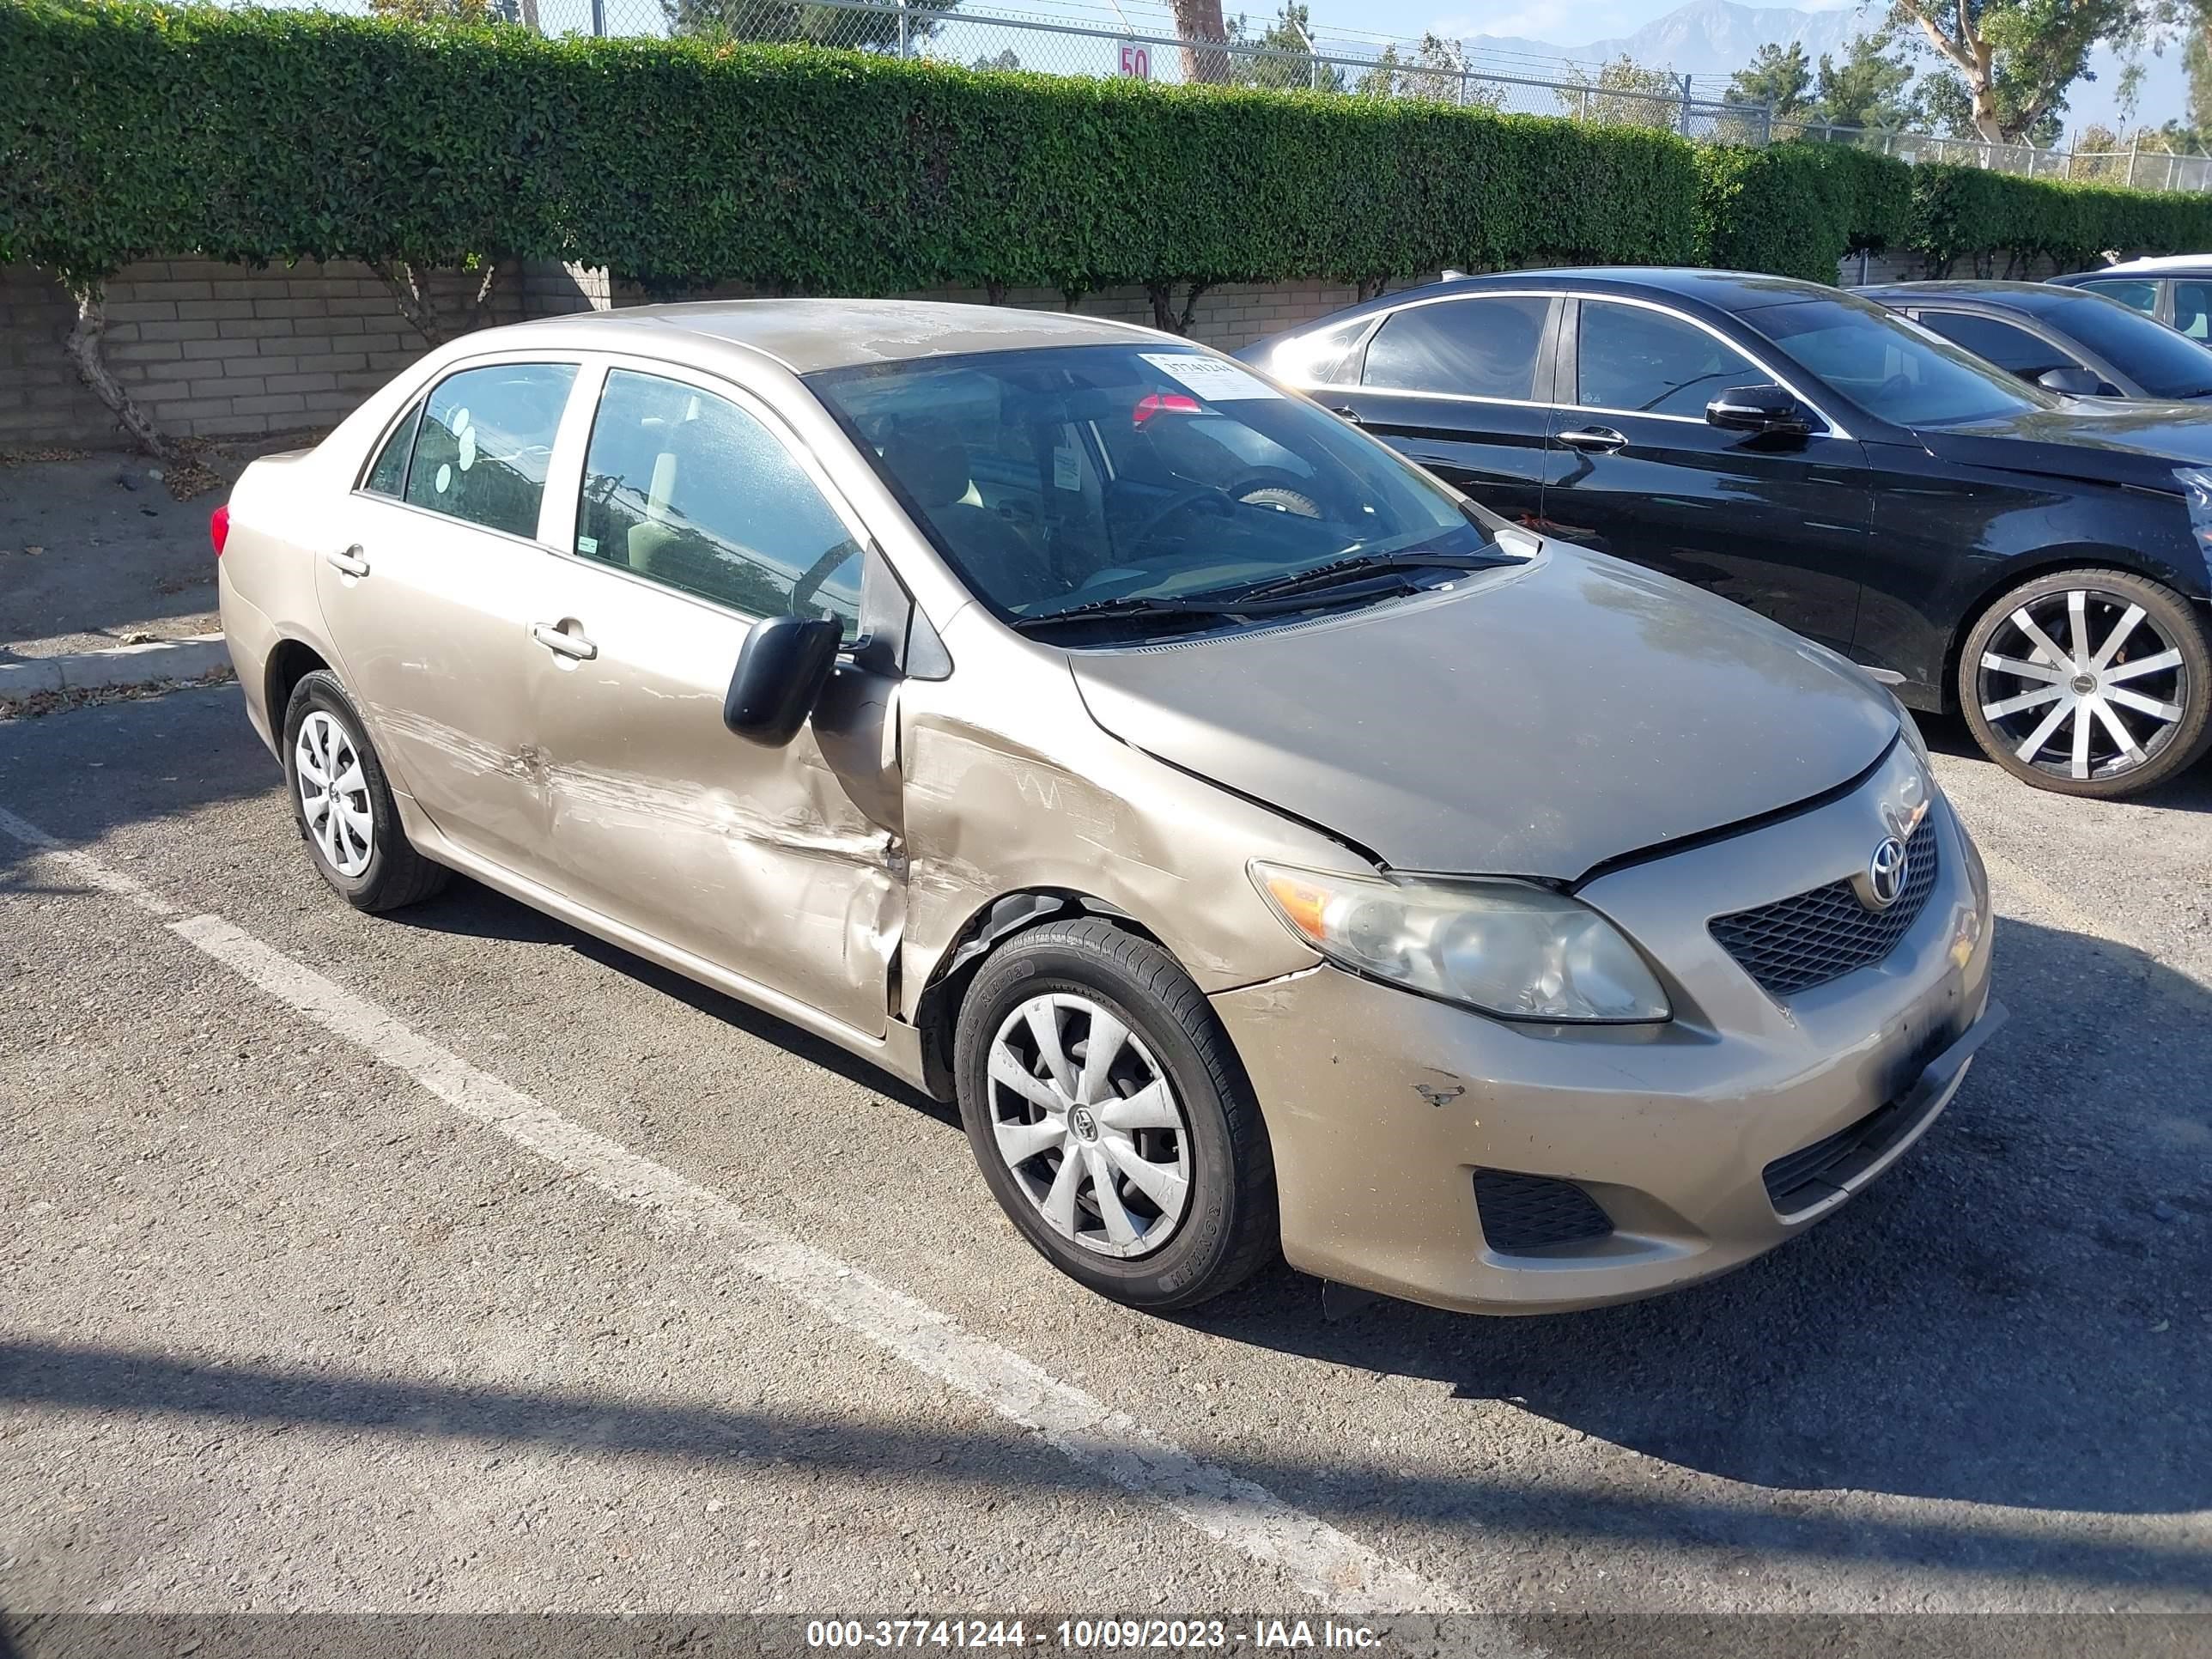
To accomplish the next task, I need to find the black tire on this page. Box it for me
[282,669,449,913]
[1956,566,2212,799]
[953,918,1279,1312]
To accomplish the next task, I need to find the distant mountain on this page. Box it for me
[1426,0,2187,137]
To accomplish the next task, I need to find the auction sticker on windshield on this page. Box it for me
[1141,352,1282,401]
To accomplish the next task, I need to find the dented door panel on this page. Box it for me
[526,557,902,1038]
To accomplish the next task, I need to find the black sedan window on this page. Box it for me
[1361,297,1549,400]
[1577,301,1759,416]
[1753,296,2049,427]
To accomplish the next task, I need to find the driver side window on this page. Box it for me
[1577,302,1759,417]
[575,369,862,636]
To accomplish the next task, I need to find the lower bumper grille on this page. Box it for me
[1474,1170,1613,1253]
[1763,1087,1937,1214]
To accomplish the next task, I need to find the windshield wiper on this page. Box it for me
[1223,547,1519,603]
[1009,569,1434,636]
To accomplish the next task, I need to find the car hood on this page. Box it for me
[1068,544,1901,881]
[1918,399,2212,486]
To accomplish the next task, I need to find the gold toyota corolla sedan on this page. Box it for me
[216,300,1999,1314]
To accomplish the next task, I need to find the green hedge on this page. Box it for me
[7,0,2212,296]
[0,0,1702,289]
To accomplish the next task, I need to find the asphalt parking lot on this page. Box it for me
[2,685,2208,1645]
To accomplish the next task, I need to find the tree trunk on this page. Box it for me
[1168,0,1230,83]
[378,260,452,347]
[64,283,183,464]
[375,258,501,349]
[1146,280,1212,336]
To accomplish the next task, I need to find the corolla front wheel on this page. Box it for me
[282,670,449,912]
[952,919,1279,1311]
[1959,568,2212,798]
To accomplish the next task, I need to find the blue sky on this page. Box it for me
[1382,0,1866,52]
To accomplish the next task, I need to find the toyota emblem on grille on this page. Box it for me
[1864,836,1909,910]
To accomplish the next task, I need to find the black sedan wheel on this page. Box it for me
[1960,568,2212,797]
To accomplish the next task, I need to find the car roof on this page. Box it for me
[1268,267,1845,337]
[2056,255,2212,278]
[495,298,1164,374]
[1855,279,2090,316]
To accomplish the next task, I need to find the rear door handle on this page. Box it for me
[1327,405,1364,426]
[326,545,370,578]
[531,622,598,661]
[1556,426,1627,453]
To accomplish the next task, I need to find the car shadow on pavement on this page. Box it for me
[380,875,955,1124]
[1183,912,2211,1524]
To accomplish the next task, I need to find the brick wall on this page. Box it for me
[0,259,1403,453]
[2,252,2058,453]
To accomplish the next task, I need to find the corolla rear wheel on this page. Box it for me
[1960,568,2212,798]
[283,670,449,912]
[953,918,1278,1310]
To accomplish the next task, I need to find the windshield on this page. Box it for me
[2046,294,2212,398]
[1751,295,2053,426]
[808,344,1502,627]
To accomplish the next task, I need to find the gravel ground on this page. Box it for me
[0,687,2206,1650]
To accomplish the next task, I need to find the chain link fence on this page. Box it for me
[344,0,2212,189]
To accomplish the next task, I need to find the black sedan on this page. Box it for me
[1239,270,2212,797]
[1856,279,2212,401]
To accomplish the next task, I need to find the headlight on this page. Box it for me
[1896,703,1933,771]
[2177,466,2212,574]
[1252,862,1670,1023]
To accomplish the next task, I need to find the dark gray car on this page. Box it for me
[1862,279,2212,401]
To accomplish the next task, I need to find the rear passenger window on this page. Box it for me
[403,363,577,538]
[2080,278,2159,317]
[363,401,421,497]
[575,369,863,635]
[2173,281,2212,339]
[1361,296,1549,400]
[1577,301,1759,416]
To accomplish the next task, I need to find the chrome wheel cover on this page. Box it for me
[985,994,1192,1261]
[1976,587,2190,782]
[295,709,374,878]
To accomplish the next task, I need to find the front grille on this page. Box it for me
[1710,817,1940,999]
[1474,1170,1613,1253]
[1763,1079,1942,1214]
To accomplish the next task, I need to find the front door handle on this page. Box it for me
[1327,404,1364,426]
[531,622,598,661]
[1555,426,1627,454]
[326,545,370,578]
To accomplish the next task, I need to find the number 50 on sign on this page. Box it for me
[1118,40,1151,77]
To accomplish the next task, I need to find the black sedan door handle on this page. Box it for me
[1555,426,1627,453]
[1327,404,1364,426]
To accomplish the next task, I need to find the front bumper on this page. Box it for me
[1212,750,1996,1316]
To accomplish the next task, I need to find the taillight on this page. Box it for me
[210,502,230,556]
[1133,392,1202,428]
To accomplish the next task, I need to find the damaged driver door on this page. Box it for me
[525,362,904,1039]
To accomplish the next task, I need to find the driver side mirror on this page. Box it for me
[723,614,842,746]
[1706,384,1811,436]
[2035,364,2107,396]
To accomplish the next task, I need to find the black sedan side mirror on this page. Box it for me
[1706,384,1811,435]
[724,614,842,745]
[2035,365,2107,396]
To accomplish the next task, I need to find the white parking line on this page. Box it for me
[0,806,1506,1630]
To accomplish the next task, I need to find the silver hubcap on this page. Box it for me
[1977,589,2189,781]
[986,994,1191,1261]
[295,710,374,878]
